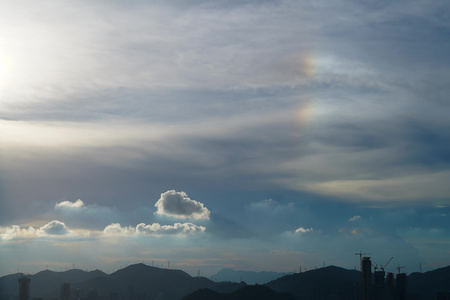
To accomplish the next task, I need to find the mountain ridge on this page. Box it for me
[1,263,450,300]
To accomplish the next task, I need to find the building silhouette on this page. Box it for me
[395,273,407,300]
[361,257,372,300]
[18,276,31,300]
[60,283,70,300]
[360,256,408,300]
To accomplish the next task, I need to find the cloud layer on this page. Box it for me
[1,0,449,277]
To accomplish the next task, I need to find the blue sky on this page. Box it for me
[1,0,450,277]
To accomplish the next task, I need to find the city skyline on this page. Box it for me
[1,0,450,277]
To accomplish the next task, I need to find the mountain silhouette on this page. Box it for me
[0,269,106,300]
[0,263,244,300]
[2,263,450,300]
[72,263,244,300]
[181,284,295,300]
[210,268,289,284]
[408,266,450,299]
[267,265,362,299]
[267,265,450,300]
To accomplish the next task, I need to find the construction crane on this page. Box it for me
[355,251,372,261]
[380,257,393,271]
[372,263,378,271]
[396,265,405,274]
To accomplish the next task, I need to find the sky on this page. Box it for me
[1,0,450,277]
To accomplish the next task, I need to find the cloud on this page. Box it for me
[103,222,206,237]
[37,220,72,236]
[154,190,210,220]
[136,222,205,235]
[295,227,313,234]
[0,225,36,240]
[55,199,85,209]
[103,223,135,236]
[249,199,295,211]
[0,220,73,240]
[348,215,361,222]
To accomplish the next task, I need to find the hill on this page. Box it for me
[210,268,289,284]
[72,263,244,300]
[181,284,295,300]
[267,265,450,300]
[267,265,362,299]
[2,263,450,300]
[0,264,244,300]
[408,266,450,299]
[0,269,106,300]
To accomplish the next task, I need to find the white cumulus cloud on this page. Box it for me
[103,222,206,237]
[103,223,135,236]
[136,222,205,235]
[1,220,74,240]
[154,190,210,220]
[55,199,85,209]
[0,225,36,240]
[295,227,313,234]
[37,220,72,236]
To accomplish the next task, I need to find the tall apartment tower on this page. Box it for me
[361,257,373,300]
[60,283,71,300]
[18,276,31,300]
[396,273,407,300]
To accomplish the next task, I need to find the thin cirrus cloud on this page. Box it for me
[154,190,210,220]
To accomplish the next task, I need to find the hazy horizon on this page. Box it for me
[1,0,449,278]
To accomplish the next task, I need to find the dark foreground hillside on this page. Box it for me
[209,268,289,284]
[181,285,295,300]
[267,265,450,300]
[267,266,360,299]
